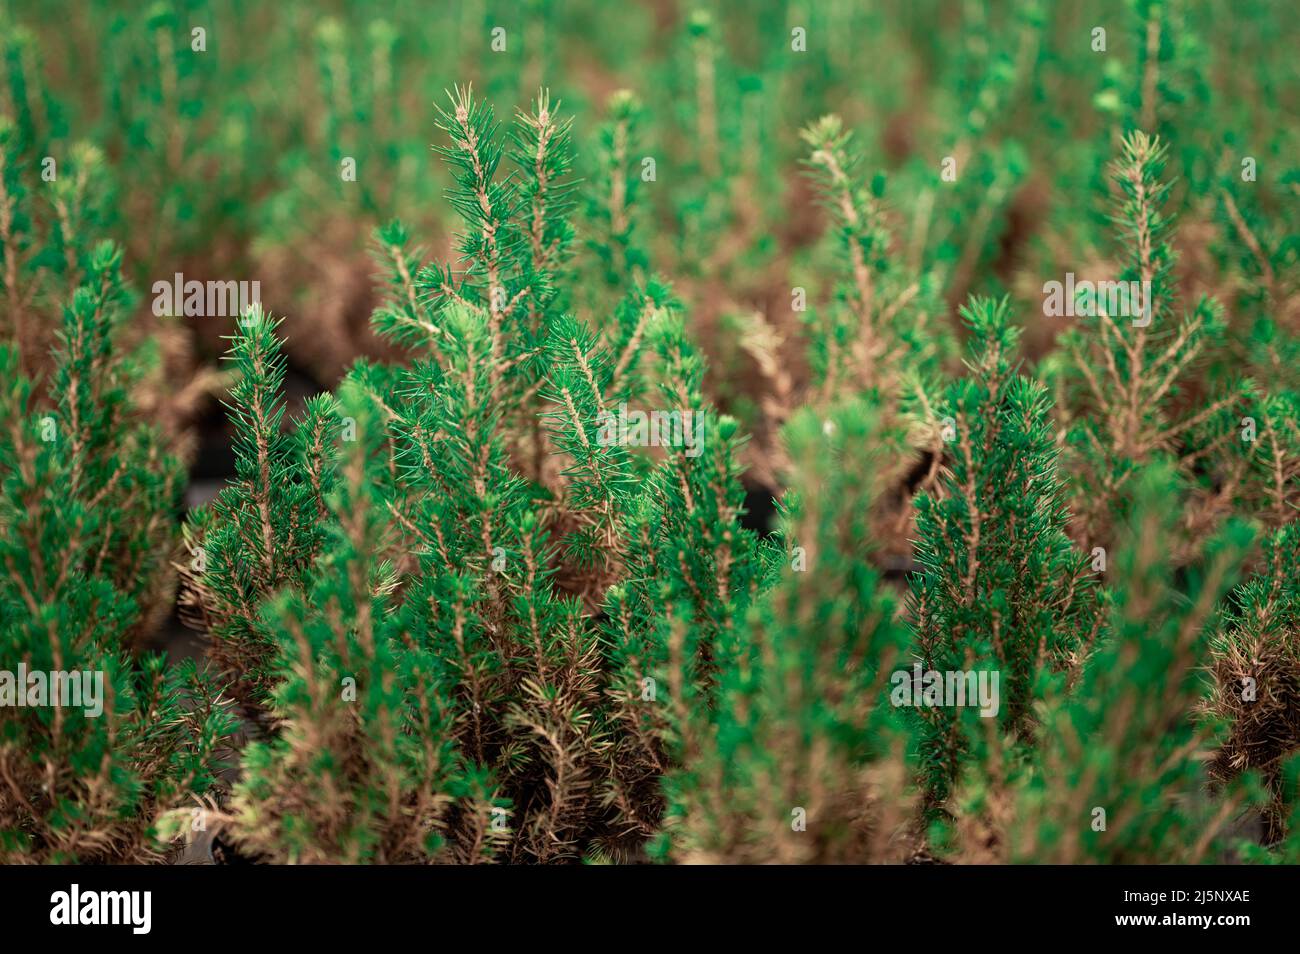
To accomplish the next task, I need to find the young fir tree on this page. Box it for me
[799,114,949,406]
[187,380,488,864]
[586,299,770,860]
[1,112,110,381]
[405,85,579,487]
[180,306,340,709]
[922,0,1035,307]
[952,465,1258,863]
[581,89,649,297]
[1218,390,1300,531]
[383,89,620,861]
[1206,523,1300,843]
[0,241,231,862]
[190,89,770,863]
[907,297,1101,811]
[794,113,955,566]
[1049,131,1245,549]
[377,286,758,862]
[658,10,737,278]
[383,301,610,863]
[2,81,225,460]
[655,398,916,863]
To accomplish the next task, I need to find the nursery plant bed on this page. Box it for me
[0,4,1295,936]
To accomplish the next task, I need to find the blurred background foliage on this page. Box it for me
[3,0,1295,464]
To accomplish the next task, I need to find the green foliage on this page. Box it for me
[799,114,950,404]
[1206,524,1300,841]
[204,382,472,863]
[582,90,649,292]
[193,90,771,864]
[951,466,1258,863]
[181,307,338,706]
[658,398,916,863]
[0,242,231,862]
[908,297,1101,808]
[1052,131,1244,546]
[0,110,111,373]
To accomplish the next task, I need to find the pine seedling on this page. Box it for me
[1052,131,1244,547]
[1,21,65,152]
[797,113,951,567]
[2,240,182,639]
[599,309,769,860]
[198,381,471,864]
[200,92,640,861]
[923,0,1035,305]
[1064,1,1211,267]
[510,87,577,332]
[1185,386,1300,549]
[1100,0,1209,152]
[1213,169,1297,328]
[799,114,948,405]
[646,313,767,645]
[180,306,340,708]
[583,90,649,293]
[406,86,578,481]
[659,10,737,274]
[100,2,251,271]
[385,302,596,862]
[0,243,231,862]
[545,291,722,857]
[1227,390,1299,530]
[658,397,916,863]
[372,301,616,862]
[0,112,111,373]
[516,292,764,859]
[1,91,204,456]
[639,10,785,289]
[311,17,405,219]
[1206,524,1300,842]
[418,85,523,388]
[957,464,1257,863]
[510,88,579,483]
[681,10,724,183]
[907,297,1101,810]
